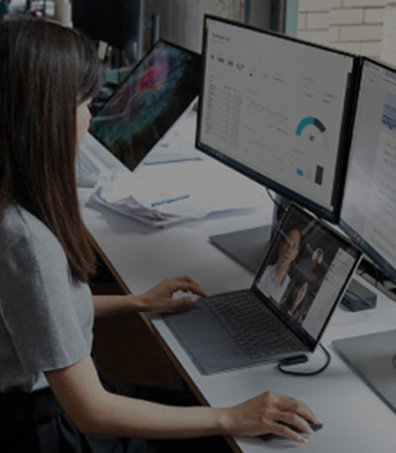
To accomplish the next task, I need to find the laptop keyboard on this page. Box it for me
[204,291,301,360]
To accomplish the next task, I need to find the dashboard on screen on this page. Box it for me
[340,58,396,282]
[196,16,357,221]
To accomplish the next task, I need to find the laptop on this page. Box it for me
[88,39,201,171]
[333,330,396,413]
[163,203,362,374]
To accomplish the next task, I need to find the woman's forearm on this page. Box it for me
[94,393,228,439]
[92,275,207,317]
[47,357,317,443]
[92,294,138,317]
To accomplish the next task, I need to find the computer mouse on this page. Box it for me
[259,420,323,441]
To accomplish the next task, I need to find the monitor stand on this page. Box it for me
[209,224,273,274]
[209,194,288,274]
[333,330,396,413]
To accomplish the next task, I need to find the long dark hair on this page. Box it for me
[0,18,101,282]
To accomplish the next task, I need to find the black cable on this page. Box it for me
[277,343,331,376]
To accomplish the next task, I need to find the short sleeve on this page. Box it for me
[0,231,93,375]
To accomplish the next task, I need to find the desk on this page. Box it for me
[80,148,396,453]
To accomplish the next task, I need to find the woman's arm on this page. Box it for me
[92,293,140,317]
[46,356,319,442]
[92,275,207,317]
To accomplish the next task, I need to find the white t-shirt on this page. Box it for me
[258,264,290,303]
[0,204,93,393]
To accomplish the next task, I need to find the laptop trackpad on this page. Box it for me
[163,303,251,375]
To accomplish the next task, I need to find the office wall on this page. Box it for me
[244,0,273,30]
[144,0,244,52]
[297,0,396,64]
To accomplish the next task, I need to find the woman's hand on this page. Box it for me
[220,391,320,443]
[134,275,206,312]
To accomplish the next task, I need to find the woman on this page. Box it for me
[258,228,301,303]
[282,281,309,319]
[0,18,319,452]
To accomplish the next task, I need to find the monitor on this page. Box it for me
[340,58,396,284]
[196,16,357,222]
[89,40,201,170]
[331,58,396,415]
[333,58,396,412]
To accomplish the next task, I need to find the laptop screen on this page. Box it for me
[255,204,361,347]
[89,40,201,170]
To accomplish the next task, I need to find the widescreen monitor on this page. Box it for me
[89,40,201,170]
[196,16,357,222]
[340,58,396,283]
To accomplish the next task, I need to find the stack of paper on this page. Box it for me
[91,162,262,228]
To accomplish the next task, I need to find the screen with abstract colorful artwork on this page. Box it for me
[90,40,201,169]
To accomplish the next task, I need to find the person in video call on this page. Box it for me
[281,281,309,320]
[259,228,301,303]
[0,18,320,452]
[289,247,326,323]
[293,285,319,324]
[294,248,324,286]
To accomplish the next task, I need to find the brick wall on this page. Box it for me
[297,0,391,61]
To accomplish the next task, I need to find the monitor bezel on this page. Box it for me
[339,56,396,283]
[196,14,360,223]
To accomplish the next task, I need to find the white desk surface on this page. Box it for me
[80,151,396,453]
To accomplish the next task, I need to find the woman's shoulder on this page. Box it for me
[0,204,64,259]
[0,204,30,244]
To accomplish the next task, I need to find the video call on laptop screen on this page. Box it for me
[89,40,201,170]
[255,205,361,346]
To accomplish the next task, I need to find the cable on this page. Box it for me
[277,343,331,376]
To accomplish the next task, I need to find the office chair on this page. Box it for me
[71,0,141,66]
